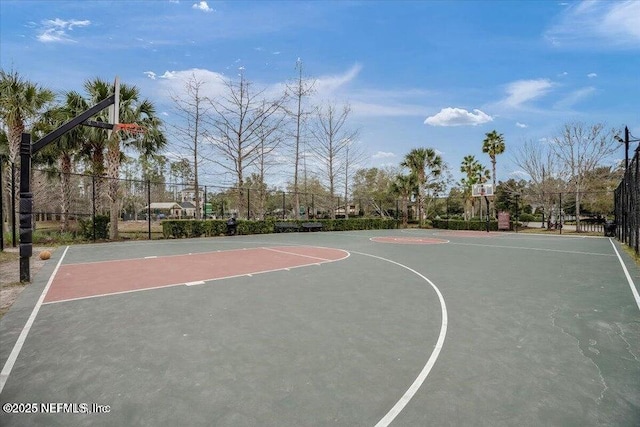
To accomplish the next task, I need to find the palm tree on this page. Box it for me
[460,155,490,219]
[103,81,166,239]
[401,148,442,227]
[0,69,55,235]
[482,130,505,190]
[76,78,166,239]
[35,91,93,231]
[390,174,416,227]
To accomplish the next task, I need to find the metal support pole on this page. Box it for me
[312,194,315,219]
[624,126,630,170]
[19,133,32,282]
[147,180,151,240]
[515,194,519,233]
[247,189,250,220]
[446,198,449,229]
[559,192,562,235]
[92,175,96,242]
[282,191,285,220]
[204,186,207,218]
[0,156,4,252]
[11,162,16,247]
[484,196,490,232]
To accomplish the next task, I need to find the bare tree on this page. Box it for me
[207,69,285,219]
[343,140,366,219]
[550,122,617,230]
[253,101,285,219]
[308,102,358,219]
[512,139,568,224]
[285,59,316,219]
[169,74,211,219]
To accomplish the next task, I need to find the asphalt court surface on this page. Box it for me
[1,229,639,426]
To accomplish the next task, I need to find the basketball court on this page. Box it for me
[1,229,639,426]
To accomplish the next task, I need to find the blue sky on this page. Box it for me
[1,0,639,186]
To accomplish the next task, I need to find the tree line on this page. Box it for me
[1,64,624,240]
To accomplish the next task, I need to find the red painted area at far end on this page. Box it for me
[370,236,449,245]
[436,230,501,238]
[44,246,348,304]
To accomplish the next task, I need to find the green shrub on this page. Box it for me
[161,217,398,238]
[432,219,500,231]
[79,215,110,240]
[518,213,535,224]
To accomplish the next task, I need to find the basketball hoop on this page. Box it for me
[472,183,494,197]
[114,123,146,135]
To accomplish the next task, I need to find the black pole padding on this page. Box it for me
[19,133,32,282]
[147,180,151,240]
[0,156,4,252]
[11,162,16,247]
[92,175,96,242]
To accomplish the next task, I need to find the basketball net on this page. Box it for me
[114,123,145,135]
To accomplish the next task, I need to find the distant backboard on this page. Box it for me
[472,183,494,197]
[107,76,120,138]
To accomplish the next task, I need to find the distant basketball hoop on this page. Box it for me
[472,183,494,197]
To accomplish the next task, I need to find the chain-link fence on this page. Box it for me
[1,169,405,244]
[615,147,639,256]
[2,165,619,244]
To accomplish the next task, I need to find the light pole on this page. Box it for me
[614,126,640,170]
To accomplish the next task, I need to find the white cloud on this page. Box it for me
[36,18,90,43]
[553,86,596,109]
[192,1,213,12]
[372,151,396,159]
[314,64,362,96]
[424,107,493,127]
[144,71,157,80]
[501,79,553,108]
[151,68,227,99]
[516,122,527,128]
[546,0,640,49]
[587,72,598,78]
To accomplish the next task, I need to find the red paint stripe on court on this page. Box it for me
[436,231,501,238]
[44,246,348,304]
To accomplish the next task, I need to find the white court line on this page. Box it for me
[185,281,205,286]
[62,246,255,267]
[609,239,640,311]
[350,251,447,427]
[0,246,69,395]
[261,246,335,261]
[449,241,614,257]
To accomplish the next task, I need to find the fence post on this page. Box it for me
[635,149,639,255]
[204,185,207,219]
[282,191,285,220]
[247,189,250,220]
[147,180,151,240]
